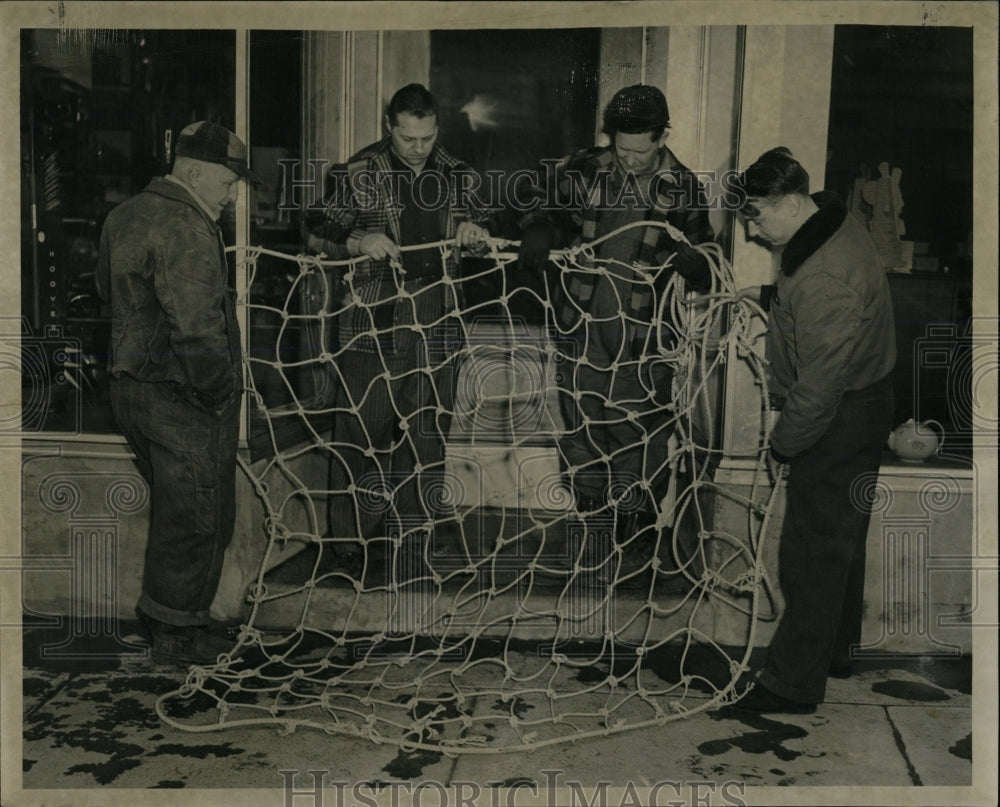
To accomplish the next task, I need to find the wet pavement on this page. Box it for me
[11,617,978,803]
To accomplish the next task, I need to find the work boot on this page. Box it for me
[719,683,817,716]
[138,610,242,667]
[828,661,854,679]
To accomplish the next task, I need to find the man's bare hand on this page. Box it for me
[306,233,328,255]
[358,232,401,260]
[456,222,488,249]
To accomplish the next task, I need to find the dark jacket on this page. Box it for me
[520,144,715,328]
[97,177,242,411]
[767,192,896,459]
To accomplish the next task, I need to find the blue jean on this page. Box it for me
[110,375,239,626]
[758,373,894,703]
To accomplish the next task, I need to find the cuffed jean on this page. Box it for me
[758,373,894,704]
[110,375,239,626]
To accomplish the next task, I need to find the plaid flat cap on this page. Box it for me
[175,121,262,184]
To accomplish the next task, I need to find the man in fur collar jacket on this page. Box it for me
[726,147,896,715]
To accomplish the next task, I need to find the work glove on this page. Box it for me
[669,240,711,292]
[517,220,555,272]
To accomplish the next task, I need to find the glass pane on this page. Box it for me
[20,29,236,435]
[247,31,311,459]
[430,29,600,175]
[430,28,601,323]
[826,25,973,453]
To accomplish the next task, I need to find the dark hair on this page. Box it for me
[386,83,438,126]
[736,147,810,203]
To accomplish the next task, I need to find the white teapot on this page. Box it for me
[887,418,945,462]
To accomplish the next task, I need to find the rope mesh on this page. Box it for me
[156,222,779,753]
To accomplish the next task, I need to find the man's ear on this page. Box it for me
[186,163,202,187]
[384,114,392,134]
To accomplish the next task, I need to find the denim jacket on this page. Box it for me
[97,177,242,411]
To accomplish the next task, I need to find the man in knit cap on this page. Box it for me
[517,84,714,584]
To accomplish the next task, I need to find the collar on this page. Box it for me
[781,191,847,276]
[163,174,220,223]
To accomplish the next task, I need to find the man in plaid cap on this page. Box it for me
[97,121,260,666]
[516,84,715,580]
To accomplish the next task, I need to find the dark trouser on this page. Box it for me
[557,273,673,512]
[328,285,460,540]
[110,375,239,626]
[758,374,894,704]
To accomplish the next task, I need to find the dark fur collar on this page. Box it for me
[781,191,848,275]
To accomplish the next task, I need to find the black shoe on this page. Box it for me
[203,616,246,640]
[828,662,854,679]
[134,607,155,645]
[150,625,243,667]
[139,611,242,667]
[722,684,817,715]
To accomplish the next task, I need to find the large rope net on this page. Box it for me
[156,221,780,753]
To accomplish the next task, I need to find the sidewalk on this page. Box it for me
[14,618,973,801]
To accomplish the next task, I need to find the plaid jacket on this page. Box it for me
[523,145,715,329]
[306,137,493,351]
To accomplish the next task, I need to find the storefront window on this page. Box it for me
[429,28,600,322]
[246,31,312,458]
[826,25,973,454]
[20,29,236,435]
